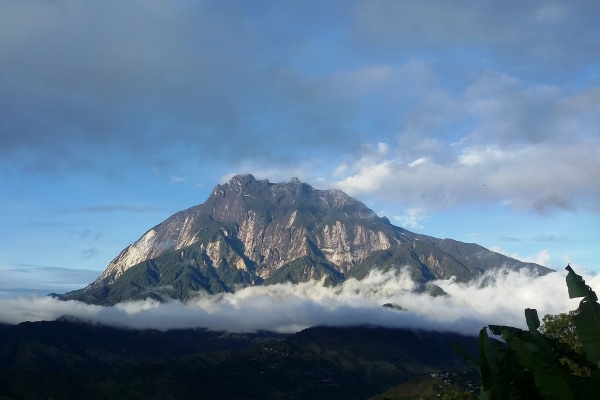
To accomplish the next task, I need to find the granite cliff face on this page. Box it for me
[96,175,406,284]
[65,174,551,305]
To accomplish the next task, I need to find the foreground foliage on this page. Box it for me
[458,265,600,399]
[540,310,590,377]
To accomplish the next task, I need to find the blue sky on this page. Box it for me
[1,1,599,295]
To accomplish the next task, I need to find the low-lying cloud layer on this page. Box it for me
[1,268,594,336]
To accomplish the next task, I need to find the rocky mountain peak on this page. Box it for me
[227,174,268,191]
[205,174,374,222]
[66,174,552,305]
[210,174,269,199]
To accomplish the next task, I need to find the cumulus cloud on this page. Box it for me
[392,208,430,230]
[334,70,600,214]
[0,268,591,335]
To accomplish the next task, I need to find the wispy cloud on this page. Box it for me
[58,205,160,214]
[0,265,100,293]
[499,236,521,242]
[490,247,553,267]
[500,234,567,243]
[392,208,431,230]
[168,175,188,184]
[81,247,100,260]
[532,234,567,242]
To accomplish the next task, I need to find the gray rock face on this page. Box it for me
[68,174,552,304]
[96,174,404,284]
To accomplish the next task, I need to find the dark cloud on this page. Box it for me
[8,1,596,176]
[1,1,598,217]
[0,1,365,174]
[351,1,600,76]
[532,195,575,213]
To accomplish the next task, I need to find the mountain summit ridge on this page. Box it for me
[65,174,551,305]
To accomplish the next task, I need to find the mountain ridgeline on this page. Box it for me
[63,174,551,305]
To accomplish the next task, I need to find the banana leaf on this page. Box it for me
[565,266,600,365]
[566,265,597,301]
[525,308,540,331]
[454,328,496,391]
[573,298,600,365]
[498,327,575,400]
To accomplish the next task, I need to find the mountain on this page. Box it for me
[62,174,551,305]
[0,320,478,400]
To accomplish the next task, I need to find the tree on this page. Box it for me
[541,311,580,351]
[541,310,590,376]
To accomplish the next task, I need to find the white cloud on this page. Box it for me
[393,208,430,230]
[377,142,390,154]
[0,268,592,335]
[458,146,508,166]
[331,70,600,214]
[336,160,392,195]
[490,247,552,267]
[534,250,552,266]
[408,157,430,168]
[333,163,348,177]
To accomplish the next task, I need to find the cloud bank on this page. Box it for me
[1,268,592,335]
[2,2,598,217]
[331,73,600,214]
